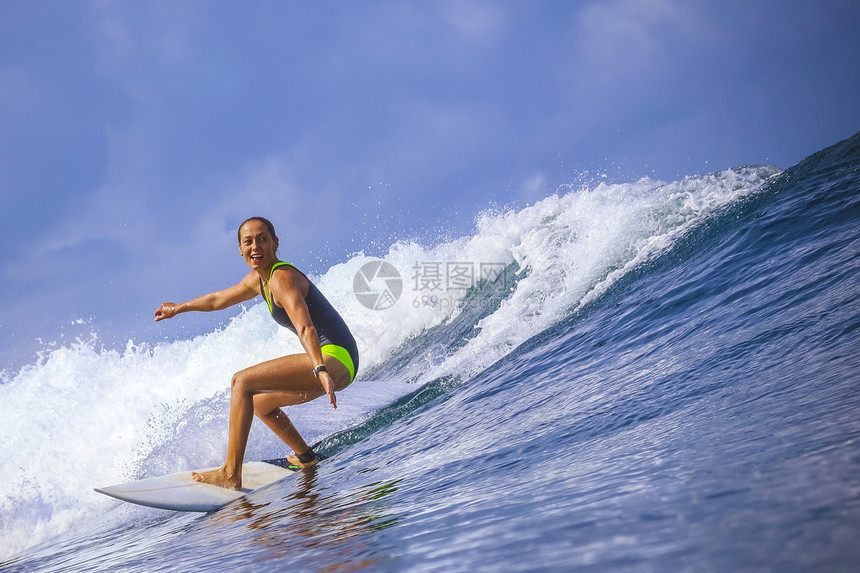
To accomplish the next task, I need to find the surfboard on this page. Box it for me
[94,460,298,512]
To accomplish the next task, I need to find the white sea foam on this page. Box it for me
[0,166,779,560]
[0,306,413,560]
[334,166,780,384]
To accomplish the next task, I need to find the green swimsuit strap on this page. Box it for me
[262,261,297,314]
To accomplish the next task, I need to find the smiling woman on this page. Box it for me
[153,216,360,490]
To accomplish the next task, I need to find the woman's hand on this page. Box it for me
[318,370,338,409]
[154,302,179,322]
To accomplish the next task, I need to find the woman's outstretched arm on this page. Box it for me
[155,272,259,321]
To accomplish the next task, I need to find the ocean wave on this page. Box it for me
[0,163,782,560]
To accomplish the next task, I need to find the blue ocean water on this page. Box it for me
[2,133,858,571]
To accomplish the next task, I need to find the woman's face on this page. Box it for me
[239,220,279,271]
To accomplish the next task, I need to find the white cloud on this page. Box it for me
[87,0,197,76]
[521,173,546,202]
[441,0,507,42]
[574,0,695,84]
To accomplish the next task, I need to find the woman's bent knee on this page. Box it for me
[231,369,253,393]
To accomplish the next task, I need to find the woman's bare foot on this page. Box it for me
[191,466,242,490]
[286,453,318,469]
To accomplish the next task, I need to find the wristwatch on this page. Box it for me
[313,364,328,378]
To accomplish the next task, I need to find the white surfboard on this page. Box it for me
[94,460,296,512]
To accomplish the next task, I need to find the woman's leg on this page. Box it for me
[192,353,350,489]
[253,394,317,455]
[254,352,352,465]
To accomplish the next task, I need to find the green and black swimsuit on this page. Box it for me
[261,261,359,382]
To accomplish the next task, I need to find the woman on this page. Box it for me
[154,216,359,490]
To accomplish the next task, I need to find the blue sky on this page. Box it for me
[2,0,859,371]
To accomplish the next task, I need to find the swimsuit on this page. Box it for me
[261,262,359,382]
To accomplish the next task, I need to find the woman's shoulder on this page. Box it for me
[269,263,309,295]
[239,270,264,295]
